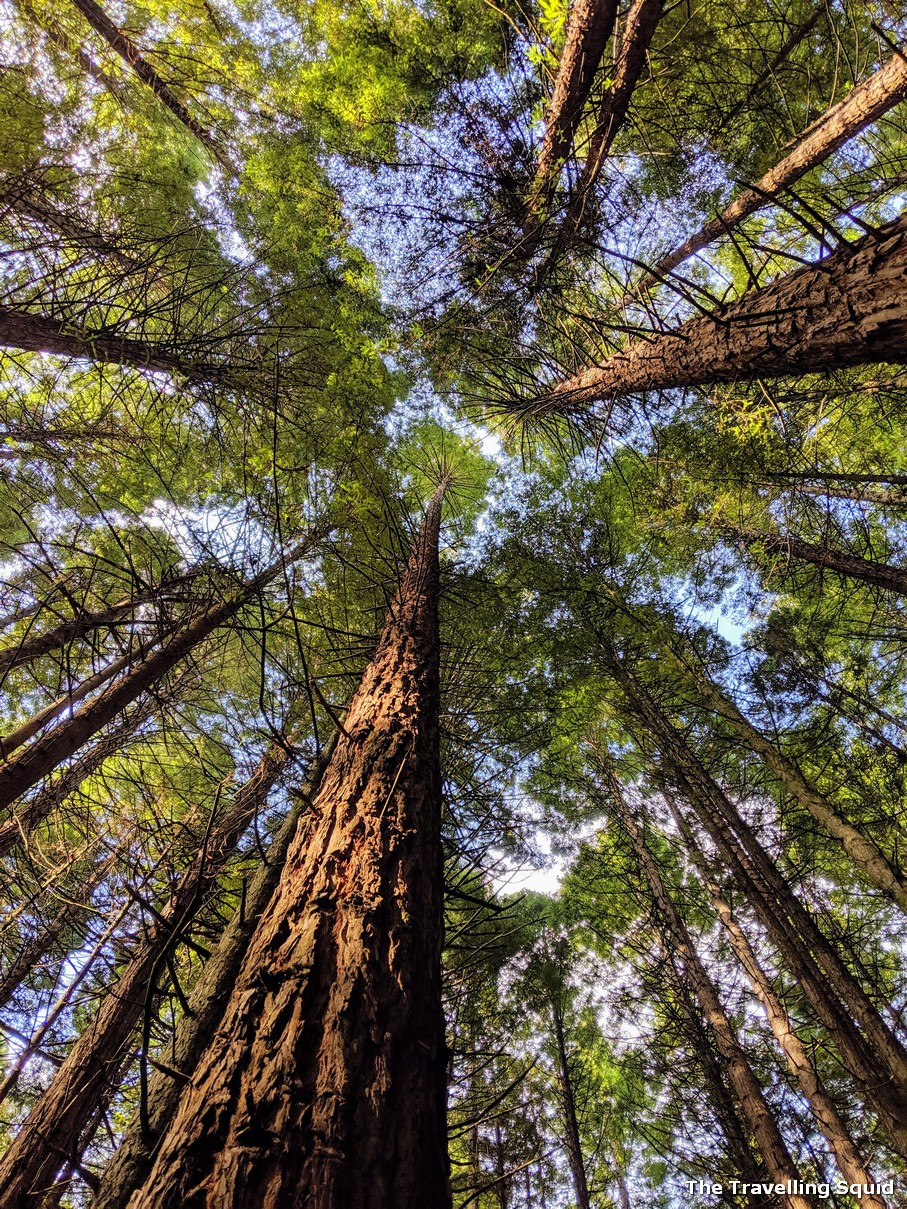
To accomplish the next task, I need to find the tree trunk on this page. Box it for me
[532,0,620,198]
[671,800,887,1208]
[67,0,229,166]
[0,698,155,858]
[94,734,338,1209]
[603,766,812,1208]
[628,41,907,299]
[550,1005,591,1209]
[606,648,907,1155]
[0,531,321,816]
[0,740,293,1204]
[788,482,907,507]
[527,210,907,415]
[0,305,231,381]
[670,646,907,910]
[722,524,907,597]
[126,486,450,1209]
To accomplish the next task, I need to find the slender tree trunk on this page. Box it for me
[722,524,907,597]
[67,0,229,166]
[532,0,620,199]
[788,482,907,507]
[603,768,813,1208]
[126,486,450,1209]
[0,741,293,1203]
[550,1005,591,1209]
[669,646,907,909]
[527,211,907,416]
[606,648,907,1155]
[671,801,887,1208]
[0,851,117,1012]
[0,305,231,381]
[628,41,907,299]
[717,10,824,134]
[0,531,321,816]
[0,698,155,858]
[95,734,338,1209]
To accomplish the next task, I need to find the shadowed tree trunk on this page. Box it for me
[95,733,338,1209]
[628,41,907,300]
[722,524,907,597]
[550,1003,592,1209]
[0,740,294,1204]
[602,763,812,1207]
[126,484,451,1209]
[671,800,887,1208]
[605,647,907,1155]
[0,530,323,816]
[525,211,907,416]
[67,0,229,165]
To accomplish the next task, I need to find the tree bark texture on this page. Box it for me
[604,769,812,1207]
[94,735,338,1209]
[551,1005,592,1209]
[672,805,887,1208]
[630,41,907,298]
[0,742,291,1204]
[724,525,907,598]
[126,488,450,1209]
[528,211,907,415]
[605,648,907,1155]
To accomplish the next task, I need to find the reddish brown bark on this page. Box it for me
[95,735,338,1209]
[527,211,907,415]
[0,305,230,381]
[127,488,450,1209]
[604,768,811,1207]
[533,0,620,197]
[0,741,292,1204]
[68,0,229,165]
[629,41,907,300]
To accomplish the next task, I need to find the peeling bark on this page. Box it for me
[127,488,450,1209]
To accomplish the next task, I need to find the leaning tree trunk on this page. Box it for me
[95,733,338,1209]
[550,1004,592,1209]
[0,741,293,1204]
[627,40,907,300]
[0,529,322,815]
[525,210,907,416]
[722,524,907,598]
[603,766,812,1207]
[671,802,887,1209]
[127,485,450,1209]
[666,641,907,909]
[67,0,230,166]
[605,648,907,1155]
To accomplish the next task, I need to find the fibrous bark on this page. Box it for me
[0,741,292,1204]
[127,486,450,1208]
[629,41,907,300]
[525,211,907,415]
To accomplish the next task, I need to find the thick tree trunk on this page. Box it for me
[0,305,231,381]
[0,533,320,816]
[94,735,338,1209]
[604,768,812,1207]
[606,649,907,1155]
[672,804,887,1208]
[629,41,907,299]
[532,0,620,198]
[527,211,907,415]
[550,1006,592,1209]
[723,524,907,597]
[671,648,907,909]
[67,0,229,166]
[0,741,292,1204]
[0,699,155,858]
[126,487,450,1209]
